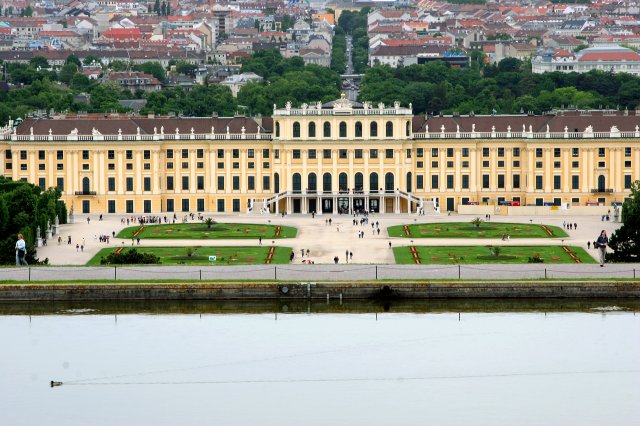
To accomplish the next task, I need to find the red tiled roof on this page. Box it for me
[102,28,142,40]
[579,52,640,61]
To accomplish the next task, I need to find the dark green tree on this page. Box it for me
[29,56,50,69]
[607,181,640,262]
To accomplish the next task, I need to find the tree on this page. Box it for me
[471,217,483,228]
[83,55,102,66]
[21,5,33,16]
[133,61,166,81]
[30,56,50,70]
[606,181,640,262]
[65,54,82,67]
[205,218,215,229]
[59,63,78,85]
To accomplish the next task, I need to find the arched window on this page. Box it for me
[355,172,363,192]
[355,121,363,137]
[308,122,316,138]
[598,175,606,191]
[370,172,379,193]
[385,172,394,192]
[82,177,91,193]
[386,121,394,137]
[339,172,348,193]
[406,172,412,193]
[323,122,331,137]
[275,122,280,137]
[293,122,300,138]
[274,173,280,193]
[370,122,378,137]
[406,121,411,137]
[308,173,317,192]
[323,172,332,193]
[339,121,347,138]
[292,173,302,193]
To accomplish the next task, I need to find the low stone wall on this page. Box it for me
[1,281,639,301]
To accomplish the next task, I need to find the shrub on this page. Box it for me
[528,253,544,263]
[100,248,160,265]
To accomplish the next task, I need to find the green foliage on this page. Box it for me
[607,181,640,262]
[58,63,78,84]
[352,27,369,73]
[528,253,544,263]
[133,61,166,81]
[0,177,65,265]
[100,248,161,265]
[205,218,215,229]
[471,217,483,228]
[65,54,82,67]
[83,55,102,66]
[337,9,368,34]
[109,60,130,72]
[331,28,346,74]
[174,60,198,77]
[29,56,50,69]
[142,84,237,116]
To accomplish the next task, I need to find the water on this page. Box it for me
[1,300,639,426]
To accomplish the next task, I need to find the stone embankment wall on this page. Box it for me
[0,281,639,301]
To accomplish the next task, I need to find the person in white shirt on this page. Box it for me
[15,233,28,266]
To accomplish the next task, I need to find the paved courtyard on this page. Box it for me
[37,211,624,266]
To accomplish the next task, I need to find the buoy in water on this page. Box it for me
[50,381,63,387]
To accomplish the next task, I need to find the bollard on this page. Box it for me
[274,266,277,280]
[634,269,636,279]
[339,293,343,304]
[114,265,117,280]
[375,265,378,280]
[544,268,547,279]
[28,267,31,281]
[458,264,461,280]
[199,269,202,280]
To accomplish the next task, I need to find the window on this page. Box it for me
[512,174,520,189]
[5,150,11,159]
[482,148,489,157]
[182,176,189,191]
[108,163,115,170]
[217,162,223,169]
[482,174,489,189]
[233,199,240,212]
[432,161,439,168]
[513,147,520,157]
[536,148,543,158]
[20,164,27,171]
[431,175,439,189]
[217,149,224,158]
[38,178,45,191]
[56,177,64,192]
[39,164,45,171]
[339,121,347,138]
[536,161,543,169]
[483,160,490,168]
[197,176,204,190]
[432,148,439,157]
[497,161,505,168]
[323,149,331,159]
[554,148,561,158]
[462,175,469,189]
[370,149,378,159]
[20,151,27,160]
[263,176,270,190]
[625,147,632,157]
[144,150,151,160]
[247,149,254,159]
[126,200,134,214]
[462,161,469,168]
[446,175,454,189]
[197,149,204,158]
[144,163,151,170]
[447,148,454,158]
[82,150,89,160]
[417,175,424,190]
[247,176,255,191]
[447,161,454,168]
[293,122,301,138]
[355,149,363,159]
[143,177,151,191]
[308,149,316,159]
[572,161,579,168]
[38,150,45,160]
[248,162,254,169]
[108,177,116,191]
[598,161,606,168]
[498,174,505,189]
[232,162,239,169]
[417,161,424,168]
[355,122,362,137]
[598,148,605,157]
[417,148,424,158]
[339,149,347,159]
[217,199,225,212]
[167,176,174,190]
[572,175,580,190]
[625,160,632,168]
[263,162,270,169]
[385,149,393,159]
[553,175,561,190]
[462,148,469,157]
[275,122,280,137]
[535,175,543,190]
[182,162,189,169]
[513,160,520,168]
[181,199,189,212]
[572,148,579,157]
[126,150,133,160]
[554,161,561,168]
[385,121,393,137]
[126,177,134,191]
[498,147,504,157]
[166,149,173,159]
[308,122,316,138]
[406,149,412,159]
[217,176,224,191]
[57,151,64,160]
[196,162,203,169]
[182,149,189,159]
[232,149,239,159]
[293,150,301,159]
[263,149,270,158]
[370,122,378,137]
[323,122,331,137]
[232,176,240,190]
[625,175,632,189]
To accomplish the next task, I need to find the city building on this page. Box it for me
[0,96,638,215]
[532,46,640,75]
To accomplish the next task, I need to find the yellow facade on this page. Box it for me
[0,100,638,215]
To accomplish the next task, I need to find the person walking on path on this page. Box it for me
[595,230,609,267]
[15,234,28,266]
[259,236,262,245]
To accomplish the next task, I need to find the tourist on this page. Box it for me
[289,251,295,262]
[377,228,380,235]
[587,241,591,250]
[259,236,262,245]
[595,230,609,267]
[306,249,310,257]
[137,238,140,245]
[15,234,28,266]
[574,223,577,230]
[58,236,62,245]
[80,245,84,252]
[388,241,392,248]
[301,248,305,257]
[67,235,71,245]
[334,256,339,264]
[350,252,353,260]
[76,244,79,252]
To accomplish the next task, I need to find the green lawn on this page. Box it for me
[87,246,293,266]
[116,223,297,240]
[388,222,567,238]
[393,245,596,264]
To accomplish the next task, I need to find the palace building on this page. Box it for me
[0,95,638,215]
